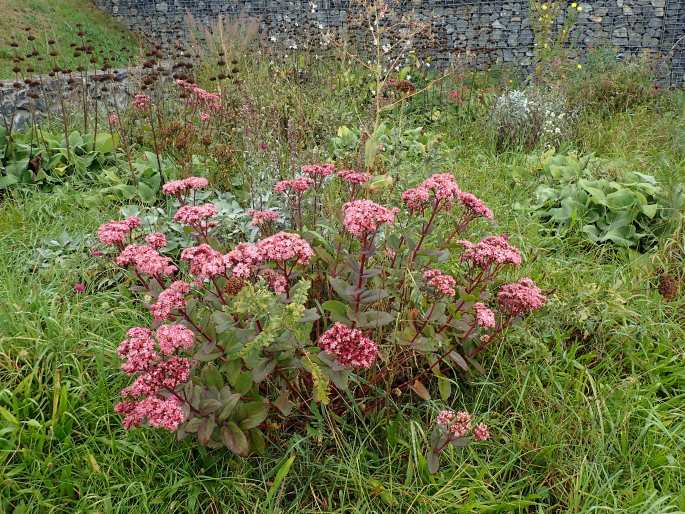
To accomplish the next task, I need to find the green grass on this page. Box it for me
[1,81,685,511]
[0,0,140,79]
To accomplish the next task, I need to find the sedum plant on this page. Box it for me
[97,167,546,462]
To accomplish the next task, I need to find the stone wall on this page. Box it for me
[0,70,133,130]
[93,0,685,84]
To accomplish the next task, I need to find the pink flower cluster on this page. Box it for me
[458,192,494,220]
[156,324,195,355]
[162,176,209,197]
[302,163,335,178]
[174,203,218,229]
[337,169,370,185]
[117,324,195,374]
[473,303,496,328]
[423,173,461,203]
[248,209,279,227]
[133,94,151,111]
[117,327,158,374]
[97,216,140,246]
[176,79,222,111]
[318,322,379,368]
[181,244,225,279]
[122,356,191,398]
[402,173,461,212]
[115,396,184,430]
[225,242,265,278]
[222,232,313,283]
[458,235,522,269]
[260,268,288,294]
[151,281,192,321]
[145,232,167,249]
[274,177,314,194]
[108,112,119,125]
[423,269,456,297]
[497,278,546,316]
[436,409,472,437]
[473,423,490,441]
[258,232,314,265]
[115,322,194,431]
[436,410,489,440]
[402,186,431,212]
[342,200,398,239]
[117,244,177,277]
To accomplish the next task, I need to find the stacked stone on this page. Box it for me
[74,0,685,86]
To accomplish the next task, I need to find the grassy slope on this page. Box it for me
[1,102,684,510]
[0,0,140,79]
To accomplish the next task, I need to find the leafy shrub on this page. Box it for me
[531,153,684,249]
[565,48,659,114]
[97,169,546,465]
[0,127,118,190]
[488,89,573,149]
[331,123,444,171]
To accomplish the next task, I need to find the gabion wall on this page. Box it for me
[94,0,685,85]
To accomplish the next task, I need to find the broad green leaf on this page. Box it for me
[0,174,19,189]
[273,389,294,416]
[221,422,249,456]
[94,133,115,154]
[198,417,216,445]
[5,159,28,177]
[438,377,451,401]
[328,277,354,301]
[217,392,241,422]
[137,182,156,203]
[240,401,268,430]
[322,300,348,319]
[606,189,636,210]
[426,451,440,474]
[641,203,658,218]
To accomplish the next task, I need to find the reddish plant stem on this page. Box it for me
[468,316,513,358]
[180,309,215,347]
[351,233,370,319]
[330,238,344,278]
[408,198,441,265]
[211,277,228,305]
[440,213,473,249]
[167,388,201,416]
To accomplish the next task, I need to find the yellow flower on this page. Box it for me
[542,4,548,10]
[577,5,582,11]
[571,2,577,7]
[577,64,582,69]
